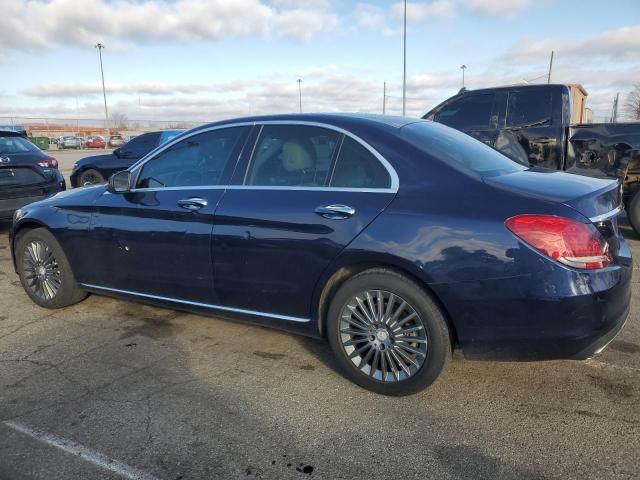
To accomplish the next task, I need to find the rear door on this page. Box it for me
[86,126,251,303]
[211,122,398,320]
[497,87,563,169]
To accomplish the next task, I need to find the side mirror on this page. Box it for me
[108,170,132,194]
[113,147,121,157]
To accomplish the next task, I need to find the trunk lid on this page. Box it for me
[0,162,51,199]
[484,168,620,219]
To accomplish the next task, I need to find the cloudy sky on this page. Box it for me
[1,0,639,123]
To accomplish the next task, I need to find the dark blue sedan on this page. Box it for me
[10,114,631,395]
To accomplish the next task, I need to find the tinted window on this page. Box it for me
[507,89,551,127]
[0,135,40,154]
[245,125,339,187]
[121,132,161,157]
[136,127,246,189]
[434,94,494,130]
[331,137,390,189]
[402,121,525,177]
[160,131,182,144]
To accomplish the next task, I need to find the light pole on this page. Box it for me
[402,0,407,116]
[460,65,467,88]
[297,79,302,113]
[95,42,110,138]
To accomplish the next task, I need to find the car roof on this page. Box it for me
[188,113,418,135]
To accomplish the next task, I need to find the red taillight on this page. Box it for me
[505,214,611,269]
[38,156,58,169]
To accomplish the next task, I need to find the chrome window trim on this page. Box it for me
[589,205,623,224]
[129,121,258,185]
[124,120,399,194]
[244,120,399,191]
[80,283,310,323]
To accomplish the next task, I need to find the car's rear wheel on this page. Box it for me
[327,269,451,395]
[78,169,105,186]
[627,189,640,236]
[16,228,87,309]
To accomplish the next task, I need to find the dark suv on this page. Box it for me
[0,130,65,220]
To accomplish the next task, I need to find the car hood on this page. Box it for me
[75,153,117,166]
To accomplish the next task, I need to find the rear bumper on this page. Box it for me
[433,261,632,361]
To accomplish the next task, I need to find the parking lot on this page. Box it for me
[0,171,638,480]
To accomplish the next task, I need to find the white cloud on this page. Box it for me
[0,0,337,52]
[503,25,640,64]
[392,1,455,22]
[353,3,386,30]
[466,0,532,17]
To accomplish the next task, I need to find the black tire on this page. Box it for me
[15,228,87,309]
[78,168,105,186]
[326,268,451,396]
[627,189,640,236]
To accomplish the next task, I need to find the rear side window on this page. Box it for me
[402,121,525,177]
[434,94,495,130]
[245,125,340,187]
[0,135,40,153]
[507,89,551,127]
[136,127,246,188]
[331,137,391,189]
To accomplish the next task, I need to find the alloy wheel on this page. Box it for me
[339,290,428,382]
[22,240,62,301]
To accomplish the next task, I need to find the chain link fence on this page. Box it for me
[0,116,205,141]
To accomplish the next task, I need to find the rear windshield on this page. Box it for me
[401,121,525,177]
[0,135,40,154]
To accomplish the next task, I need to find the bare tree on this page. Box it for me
[625,84,640,120]
[110,112,129,129]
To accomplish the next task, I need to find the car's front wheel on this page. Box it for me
[78,169,105,186]
[327,269,451,395]
[16,228,87,309]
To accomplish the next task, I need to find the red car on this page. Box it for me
[85,136,106,149]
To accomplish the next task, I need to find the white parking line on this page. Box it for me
[2,421,160,480]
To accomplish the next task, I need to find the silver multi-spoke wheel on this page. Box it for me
[22,240,62,301]
[339,290,428,382]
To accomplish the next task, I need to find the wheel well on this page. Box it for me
[316,263,458,347]
[10,220,47,270]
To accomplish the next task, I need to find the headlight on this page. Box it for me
[71,163,78,172]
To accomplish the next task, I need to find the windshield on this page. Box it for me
[401,121,526,177]
[0,135,41,154]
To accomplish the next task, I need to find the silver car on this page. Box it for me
[58,136,81,150]
[107,135,125,147]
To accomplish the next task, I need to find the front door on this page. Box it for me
[86,126,251,304]
[212,123,397,319]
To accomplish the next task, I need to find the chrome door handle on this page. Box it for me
[314,204,356,219]
[178,197,208,211]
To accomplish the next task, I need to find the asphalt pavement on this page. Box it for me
[0,210,638,479]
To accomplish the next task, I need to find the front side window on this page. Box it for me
[330,137,391,189]
[136,127,246,189]
[507,89,551,127]
[245,125,340,187]
[434,94,495,130]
